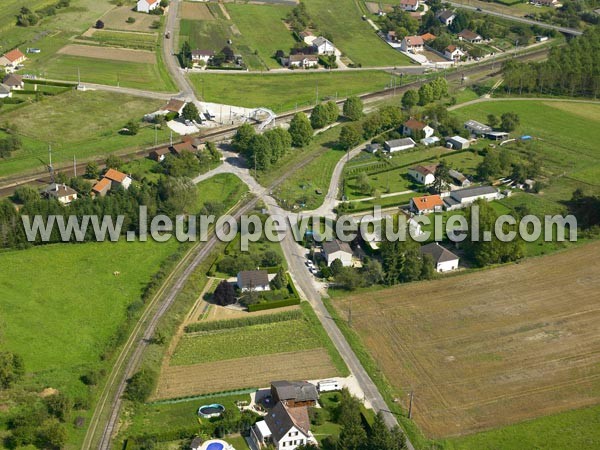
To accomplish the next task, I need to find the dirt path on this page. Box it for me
[219,2,231,20]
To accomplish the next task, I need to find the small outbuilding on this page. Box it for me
[420,242,459,272]
[384,138,416,153]
[446,135,470,150]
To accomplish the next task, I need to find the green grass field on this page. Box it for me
[0,240,178,397]
[78,30,158,51]
[0,90,170,178]
[303,0,412,66]
[194,173,249,213]
[171,319,322,365]
[189,71,400,112]
[40,54,176,92]
[226,3,297,69]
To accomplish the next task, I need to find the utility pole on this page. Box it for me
[170,131,173,146]
[348,298,352,327]
[73,155,77,178]
[315,80,319,105]
[408,391,414,419]
[48,145,55,183]
[154,124,158,146]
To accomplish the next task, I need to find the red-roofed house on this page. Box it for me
[0,49,26,72]
[91,177,112,197]
[420,32,436,43]
[104,168,132,190]
[400,36,424,53]
[408,164,438,185]
[403,119,434,139]
[162,98,186,116]
[410,194,444,214]
[137,0,160,13]
[400,0,420,11]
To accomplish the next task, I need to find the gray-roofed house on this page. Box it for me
[465,120,492,136]
[251,401,317,450]
[0,84,12,99]
[384,137,416,153]
[2,74,24,90]
[322,239,353,267]
[445,185,499,209]
[446,135,470,150]
[312,37,335,55]
[237,270,270,292]
[271,381,319,407]
[191,49,214,65]
[437,10,456,26]
[420,242,459,272]
[448,169,470,187]
[43,183,78,205]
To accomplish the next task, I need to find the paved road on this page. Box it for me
[448,1,582,36]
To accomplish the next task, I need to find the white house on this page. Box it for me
[322,240,353,267]
[384,138,416,152]
[0,48,26,73]
[137,0,160,13]
[400,35,424,53]
[237,270,270,292]
[443,185,499,210]
[43,183,78,205]
[444,45,465,62]
[0,84,12,99]
[403,119,434,139]
[420,242,459,272]
[251,402,317,450]
[191,49,214,65]
[103,168,132,190]
[312,37,335,55]
[2,74,24,90]
[408,164,438,185]
[400,0,420,11]
[446,135,470,150]
[287,54,319,68]
[437,10,456,26]
[458,29,483,43]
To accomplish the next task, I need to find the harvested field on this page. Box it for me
[334,243,600,438]
[57,44,156,64]
[100,6,161,32]
[180,2,215,20]
[203,304,300,322]
[365,2,393,13]
[155,349,337,399]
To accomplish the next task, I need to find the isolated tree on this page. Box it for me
[221,45,234,62]
[213,280,236,306]
[105,155,123,171]
[288,112,312,147]
[0,351,24,389]
[500,112,520,132]
[124,369,156,403]
[343,96,363,121]
[181,103,199,122]
[310,103,330,129]
[124,119,139,135]
[487,114,499,128]
[432,161,451,194]
[44,393,73,422]
[338,123,362,150]
[95,20,104,29]
[401,89,418,109]
[38,419,68,450]
[270,267,287,290]
[325,100,339,123]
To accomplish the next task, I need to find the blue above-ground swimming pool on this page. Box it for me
[197,403,226,418]
[206,443,224,450]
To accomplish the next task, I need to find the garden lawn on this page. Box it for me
[0,240,178,397]
[41,54,176,92]
[0,90,170,178]
[189,71,400,112]
[194,173,249,213]
[170,319,322,365]
[226,3,297,69]
[303,0,412,66]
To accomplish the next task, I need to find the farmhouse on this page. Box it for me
[149,147,170,162]
[458,29,483,43]
[237,270,270,292]
[444,45,465,61]
[403,119,434,139]
[420,242,459,272]
[137,0,160,13]
[400,0,420,12]
[2,74,24,90]
[410,194,444,214]
[437,10,456,26]
[271,380,319,407]
[191,49,214,65]
[444,185,499,210]
[384,138,416,152]
[312,37,335,55]
[322,239,353,267]
[286,54,319,69]
[0,84,12,99]
[43,183,78,205]
[448,169,470,187]
[465,119,492,136]
[446,135,469,149]
[400,35,424,53]
[104,169,132,190]
[91,177,111,197]
[408,164,438,185]
[0,49,26,72]
[251,402,317,450]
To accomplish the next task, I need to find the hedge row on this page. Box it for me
[247,297,301,312]
[184,309,303,333]
[26,79,76,87]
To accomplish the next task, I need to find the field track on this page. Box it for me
[336,242,600,438]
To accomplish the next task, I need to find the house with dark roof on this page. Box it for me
[420,242,459,272]
[322,239,353,267]
[2,74,24,90]
[408,164,438,185]
[162,99,187,116]
[312,37,335,55]
[0,84,12,99]
[270,381,319,407]
[458,29,483,43]
[465,119,492,136]
[149,147,170,162]
[437,10,456,26]
[251,401,317,450]
[43,183,78,205]
[448,169,470,187]
[237,270,270,292]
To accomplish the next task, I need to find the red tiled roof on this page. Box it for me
[92,177,111,193]
[404,119,427,130]
[403,36,424,46]
[420,32,436,42]
[104,168,128,183]
[3,48,25,62]
[412,194,444,212]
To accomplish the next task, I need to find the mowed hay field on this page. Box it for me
[334,242,600,438]
[155,306,344,399]
[180,2,215,20]
[58,44,156,63]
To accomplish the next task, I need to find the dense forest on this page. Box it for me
[503,27,600,97]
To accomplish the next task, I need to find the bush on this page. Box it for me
[247,298,300,312]
[126,17,136,24]
[124,369,157,403]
